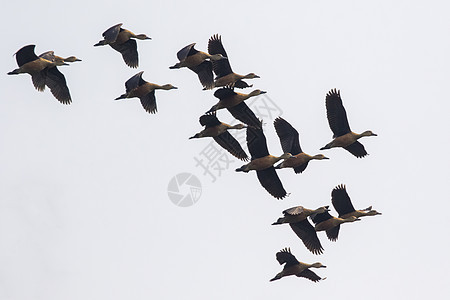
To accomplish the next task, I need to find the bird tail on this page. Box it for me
[115,94,127,100]
[270,273,282,282]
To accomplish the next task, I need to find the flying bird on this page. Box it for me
[331,184,382,219]
[321,89,377,158]
[272,205,329,255]
[270,248,326,282]
[39,51,81,66]
[208,34,260,88]
[8,45,72,104]
[207,87,264,128]
[170,43,226,89]
[274,117,329,173]
[94,23,151,68]
[189,112,249,161]
[115,71,177,114]
[235,124,292,199]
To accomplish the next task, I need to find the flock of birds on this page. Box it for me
[7,23,381,283]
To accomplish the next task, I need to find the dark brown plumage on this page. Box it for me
[332,184,382,219]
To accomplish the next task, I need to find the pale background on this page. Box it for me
[1,1,449,299]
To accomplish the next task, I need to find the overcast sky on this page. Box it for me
[1,1,450,299]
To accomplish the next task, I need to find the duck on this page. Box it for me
[274,117,329,173]
[321,89,377,158]
[207,87,265,128]
[235,124,292,199]
[272,206,329,255]
[170,43,226,89]
[39,51,82,66]
[8,45,72,104]
[331,184,382,219]
[94,23,151,68]
[311,210,360,242]
[115,71,177,114]
[189,112,249,161]
[270,248,326,282]
[207,34,259,88]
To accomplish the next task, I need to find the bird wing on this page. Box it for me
[189,61,214,90]
[228,102,261,129]
[177,43,197,61]
[125,71,144,92]
[44,67,71,104]
[256,167,287,200]
[246,125,269,159]
[139,90,157,114]
[103,23,122,43]
[297,269,323,282]
[331,184,356,217]
[213,87,236,100]
[310,211,333,225]
[110,39,139,68]
[39,51,55,62]
[283,206,305,216]
[15,45,39,67]
[290,220,324,255]
[344,141,368,158]
[273,117,302,155]
[199,113,221,128]
[325,89,351,137]
[208,34,232,77]
[233,80,252,89]
[31,71,46,91]
[275,248,299,266]
[293,162,309,174]
[213,132,249,161]
[325,225,340,242]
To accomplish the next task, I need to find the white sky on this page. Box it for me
[1,1,450,299]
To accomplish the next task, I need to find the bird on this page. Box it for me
[235,124,292,199]
[94,23,151,68]
[115,71,177,114]
[169,43,227,89]
[208,34,260,88]
[206,87,264,128]
[331,184,382,219]
[8,45,72,104]
[274,117,329,173]
[39,51,81,66]
[311,210,360,242]
[189,112,249,161]
[321,89,377,158]
[272,206,329,254]
[270,248,326,282]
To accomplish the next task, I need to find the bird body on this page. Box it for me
[236,153,292,173]
[311,211,360,241]
[270,248,326,282]
[115,71,177,114]
[208,88,266,112]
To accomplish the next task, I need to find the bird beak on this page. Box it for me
[260,91,267,94]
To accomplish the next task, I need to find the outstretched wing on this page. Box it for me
[275,248,299,267]
[103,23,122,43]
[290,219,324,255]
[139,90,157,114]
[213,132,248,161]
[331,184,356,217]
[189,61,214,90]
[15,45,38,67]
[44,67,71,104]
[246,125,269,159]
[256,167,287,200]
[274,117,302,155]
[325,89,351,137]
[297,269,323,282]
[228,102,261,129]
[344,141,368,158]
[111,39,138,68]
[208,34,232,77]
